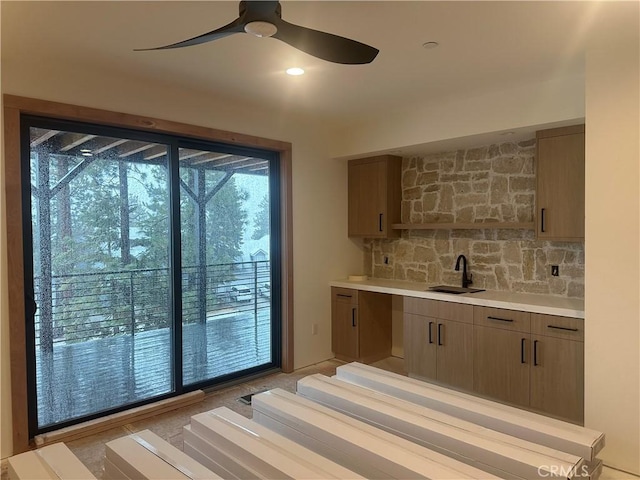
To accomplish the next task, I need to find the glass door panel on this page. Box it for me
[179,148,273,385]
[27,126,173,431]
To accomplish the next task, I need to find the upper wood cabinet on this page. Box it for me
[348,155,401,238]
[536,125,585,241]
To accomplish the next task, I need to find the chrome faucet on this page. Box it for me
[455,254,473,288]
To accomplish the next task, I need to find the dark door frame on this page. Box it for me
[3,94,294,453]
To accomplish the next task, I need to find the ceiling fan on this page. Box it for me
[136,1,379,65]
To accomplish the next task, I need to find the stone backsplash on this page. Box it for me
[363,140,585,298]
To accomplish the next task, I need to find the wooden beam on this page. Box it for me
[118,142,157,158]
[191,153,233,165]
[212,156,253,167]
[93,138,128,155]
[58,133,96,152]
[178,149,209,161]
[29,129,59,148]
[222,160,265,171]
[143,145,168,160]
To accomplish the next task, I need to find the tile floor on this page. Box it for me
[4,356,638,479]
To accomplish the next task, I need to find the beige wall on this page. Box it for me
[584,7,640,473]
[330,74,585,160]
[0,62,362,458]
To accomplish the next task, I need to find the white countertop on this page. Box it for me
[330,278,584,319]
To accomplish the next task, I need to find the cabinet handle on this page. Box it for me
[379,213,383,232]
[336,293,353,299]
[533,340,539,366]
[351,307,357,327]
[540,208,546,233]
[428,321,434,344]
[437,323,443,346]
[487,316,514,323]
[547,325,579,332]
[521,338,526,364]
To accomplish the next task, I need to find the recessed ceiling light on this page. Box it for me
[81,152,93,157]
[80,149,92,153]
[422,41,439,49]
[286,67,305,76]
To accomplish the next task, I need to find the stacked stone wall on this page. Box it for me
[364,139,585,298]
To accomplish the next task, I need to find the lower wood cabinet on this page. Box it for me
[404,313,436,380]
[436,319,473,390]
[529,314,584,423]
[404,299,585,424]
[473,326,531,407]
[472,306,532,407]
[331,287,391,363]
[403,298,473,391]
[472,307,584,422]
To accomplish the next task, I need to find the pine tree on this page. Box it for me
[251,194,270,240]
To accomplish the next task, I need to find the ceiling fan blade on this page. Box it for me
[135,18,245,51]
[272,19,378,65]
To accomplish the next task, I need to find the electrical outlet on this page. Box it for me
[384,256,389,264]
[551,265,559,276]
[311,324,318,335]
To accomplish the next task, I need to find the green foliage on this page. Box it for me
[135,164,170,269]
[35,148,250,342]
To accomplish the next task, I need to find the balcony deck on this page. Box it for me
[35,302,272,429]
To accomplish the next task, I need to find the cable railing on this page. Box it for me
[33,260,271,346]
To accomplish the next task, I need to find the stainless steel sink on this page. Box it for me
[428,285,485,294]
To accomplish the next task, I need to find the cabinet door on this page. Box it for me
[530,335,584,423]
[436,319,473,391]
[403,313,436,380]
[473,326,530,407]
[358,291,392,363]
[331,290,359,361]
[348,156,401,238]
[536,126,585,241]
[348,159,387,237]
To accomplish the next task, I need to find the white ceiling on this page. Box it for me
[0,1,633,129]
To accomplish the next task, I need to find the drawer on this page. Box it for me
[531,313,584,341]
[404,297,438,316]
[437,301,473,324]
[332,287,358,305]
[474,306,531,333]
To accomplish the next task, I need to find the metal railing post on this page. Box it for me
[254,261,258,321]
[130,271,135,336]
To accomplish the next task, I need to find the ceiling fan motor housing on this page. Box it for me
[138,0,379,65]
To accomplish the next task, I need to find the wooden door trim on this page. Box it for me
[3,95,294,454]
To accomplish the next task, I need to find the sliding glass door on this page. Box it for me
[178,145,276,386]
[22,117,280,435]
